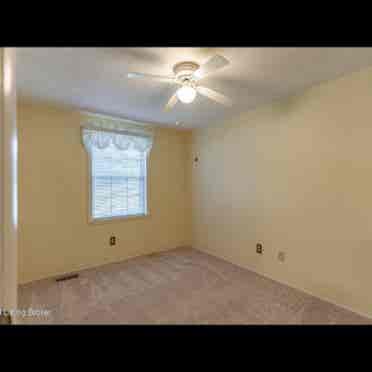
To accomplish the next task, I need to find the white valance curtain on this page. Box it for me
[82,117,154,155]
[82,128,153,153]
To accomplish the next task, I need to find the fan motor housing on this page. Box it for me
[173,61,199,82]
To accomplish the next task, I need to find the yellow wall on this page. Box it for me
[18,101,192,284]
[191,65,372,318]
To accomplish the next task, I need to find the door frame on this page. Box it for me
[0,48,18,323]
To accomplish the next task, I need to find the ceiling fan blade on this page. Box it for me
[127,72,176,84]
[193,55,230,79]
[196,86,233,107]
[164,92,178,111]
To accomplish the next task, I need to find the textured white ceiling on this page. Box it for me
[16,47,372,128]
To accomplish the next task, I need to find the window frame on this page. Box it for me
[86,142,150,224]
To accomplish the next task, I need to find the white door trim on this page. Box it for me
[0,47,18,322]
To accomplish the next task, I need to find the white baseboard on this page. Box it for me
[192,246,372,320]
[19,245,189,285]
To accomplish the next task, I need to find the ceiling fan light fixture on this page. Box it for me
[177,85,196,104]
[128,56,232,111]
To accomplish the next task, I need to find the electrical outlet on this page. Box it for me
[110,236,116,246]
[278,251,285,262]
[256,243,263,254]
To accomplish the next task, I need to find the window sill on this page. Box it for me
[88,213,150,225]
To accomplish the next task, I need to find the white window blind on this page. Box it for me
[82,124,153,221]
[91,145,147,219]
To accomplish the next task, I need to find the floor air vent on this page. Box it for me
[56,273,79,282]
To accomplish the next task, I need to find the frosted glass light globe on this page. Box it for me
[177,85,196,104]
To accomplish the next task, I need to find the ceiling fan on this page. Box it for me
[127,55,232,111]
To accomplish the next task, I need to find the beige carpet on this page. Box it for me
[18,247,371,324]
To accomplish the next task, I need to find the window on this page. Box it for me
[82,126,153,221]
[92,145,147,219]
